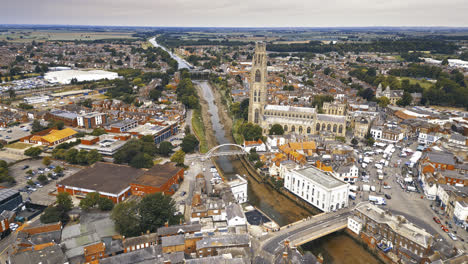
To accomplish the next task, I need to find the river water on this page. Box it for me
[149,37,193,69]
[154,39,380,261]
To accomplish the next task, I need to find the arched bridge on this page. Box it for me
[204,143,248,158]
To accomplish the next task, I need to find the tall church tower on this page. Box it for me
[248,42,267,124]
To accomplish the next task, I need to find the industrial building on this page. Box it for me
[0,189,23,213]
[44,70,119,84]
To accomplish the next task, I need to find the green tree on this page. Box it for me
[32,120,44,133]
[42,156,52,166]
[170,150,185,166]
[26,169,33,175]
[90,128,107,136]
[79,192,101,210]
[111,200,141,237]
[181,134,199,153]
[24,147,42,158]
[27,180,35,186]
[86,149,102,165]
[139,193,181,233]
[98,197,114,211]
[56,192,73,212]
[38,174,48,184]
[441,58,449,65]
[324,67,332,75]
[397,92,413,107]
[40,206,68,224]
[269,124,284,135]
[65,149,78,164]
[130,153,153,169]
[351,138,359,146]
[254,160,265,169]
[239,122,263,141]
[158,141,174,157]
[8,89,16,99]
[377,96,390,108]
[75,150,89,165]
[54,166,64,174]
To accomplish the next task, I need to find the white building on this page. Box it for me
[453,201,468,228]
[370,126,383,140]
[418,132,441,145]
[333,163,359,183]
[77,112,106,128]
[284,166,349,212]
[347,216,363,235]
[23,95,50,104]
[419,172,438,200]
[243,139,267,153]
[449,133,466,146]
[227,174,248,204]
[45,70,119,84]
[266,136,287,152]
[226,204,247,227]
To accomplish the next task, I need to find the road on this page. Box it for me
[260,210,351,256]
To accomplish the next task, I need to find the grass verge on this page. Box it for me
[192,109,209,153]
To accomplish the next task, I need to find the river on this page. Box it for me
[149,37,193,69]
[154,40,380,262]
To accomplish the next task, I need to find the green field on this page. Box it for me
[0,30,137,42]
[397,77,434,89]
[5,142,33,149]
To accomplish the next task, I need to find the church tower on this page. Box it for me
[248,42,267,124]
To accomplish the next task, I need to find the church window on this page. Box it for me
[322,123,326,130]
[291,126,295,132]
[327,124,331,131]
[307,127,311,133]
[284,125,288,132]
[316,123,320,131]
[255,69,261,82]
[333,124,337,133]
[299,126,303,133]
[338,125,343,134]
[254,109,260,124]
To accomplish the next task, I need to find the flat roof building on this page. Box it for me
[284,166,349,212]
[45,70,118,84]
[131,162,184,196]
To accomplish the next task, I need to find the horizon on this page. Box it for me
[3,0,468,28]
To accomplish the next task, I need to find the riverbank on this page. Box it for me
[193,83,215,152]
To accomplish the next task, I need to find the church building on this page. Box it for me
[247,42,346,137]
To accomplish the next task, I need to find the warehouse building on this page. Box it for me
[131,162,184,196]
[27,128,78,146]
[0,189,23,213]
[45,70,119,84]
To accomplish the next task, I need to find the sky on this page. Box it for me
[2,0,468,27]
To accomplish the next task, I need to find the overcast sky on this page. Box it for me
[2,0,468,27]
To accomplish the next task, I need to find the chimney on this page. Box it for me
[179,218,183,225]
[122,236,126,242]
[284,240,290,248]
[147,230,150,234]
[165,222,169,227]
[282,251,288,260]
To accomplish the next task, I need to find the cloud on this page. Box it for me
[2,0,467,27]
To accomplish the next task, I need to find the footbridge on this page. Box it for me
[186,143,250,160]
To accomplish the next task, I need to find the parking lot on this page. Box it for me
[352,140,467,251]
[8,159,81,206]
[0,122,33,144]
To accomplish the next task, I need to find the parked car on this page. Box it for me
[441,225,449,232]
[433,217,441,224]
[448,233,457,241]
[22,165,30,170]
[385,194,392,199]
[18,188,28,192]
[180,191,186,197]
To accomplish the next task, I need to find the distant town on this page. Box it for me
[0,26,467,264]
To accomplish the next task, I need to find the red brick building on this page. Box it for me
[57,162,141,203]
[131,162,184,196]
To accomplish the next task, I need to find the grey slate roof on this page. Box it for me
[226,204,245,221]
[425,151,456,165]
[196,234,250,250]
[161,234,185,247]
[157,223,202,236]
[9,244,67,264]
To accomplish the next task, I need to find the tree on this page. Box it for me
[158,141,174,157]
[239,122,263,141]
[32,120,44,133]
[365,134,375,146]
[254,161,265,169]
[38,174,48,184]
[26,169,33,175]
[25,147,42,158]
[324,67,332,75]
[181,134,199,153]
[111,200,141,237]
[139,193,181,233]
[42,156,52,166]
[27,180,35,186]
[351,138,359,146]
[358,88,375,101]
[56,192,73,212]
[170,150,185,166]
[86,150,102,165]
[54,166,63,174]
[98,197,114,211]
[40,206,67,224]
[269,124,284,135]
[65,149,78,164]
[397,92,413,107]
[79,192,101,210]
[149,89,162,101]
[8,89,16,99]
[441,58,449,65]
[377,96,390,108]
[130,153,153,169]
[90,128,107,136]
